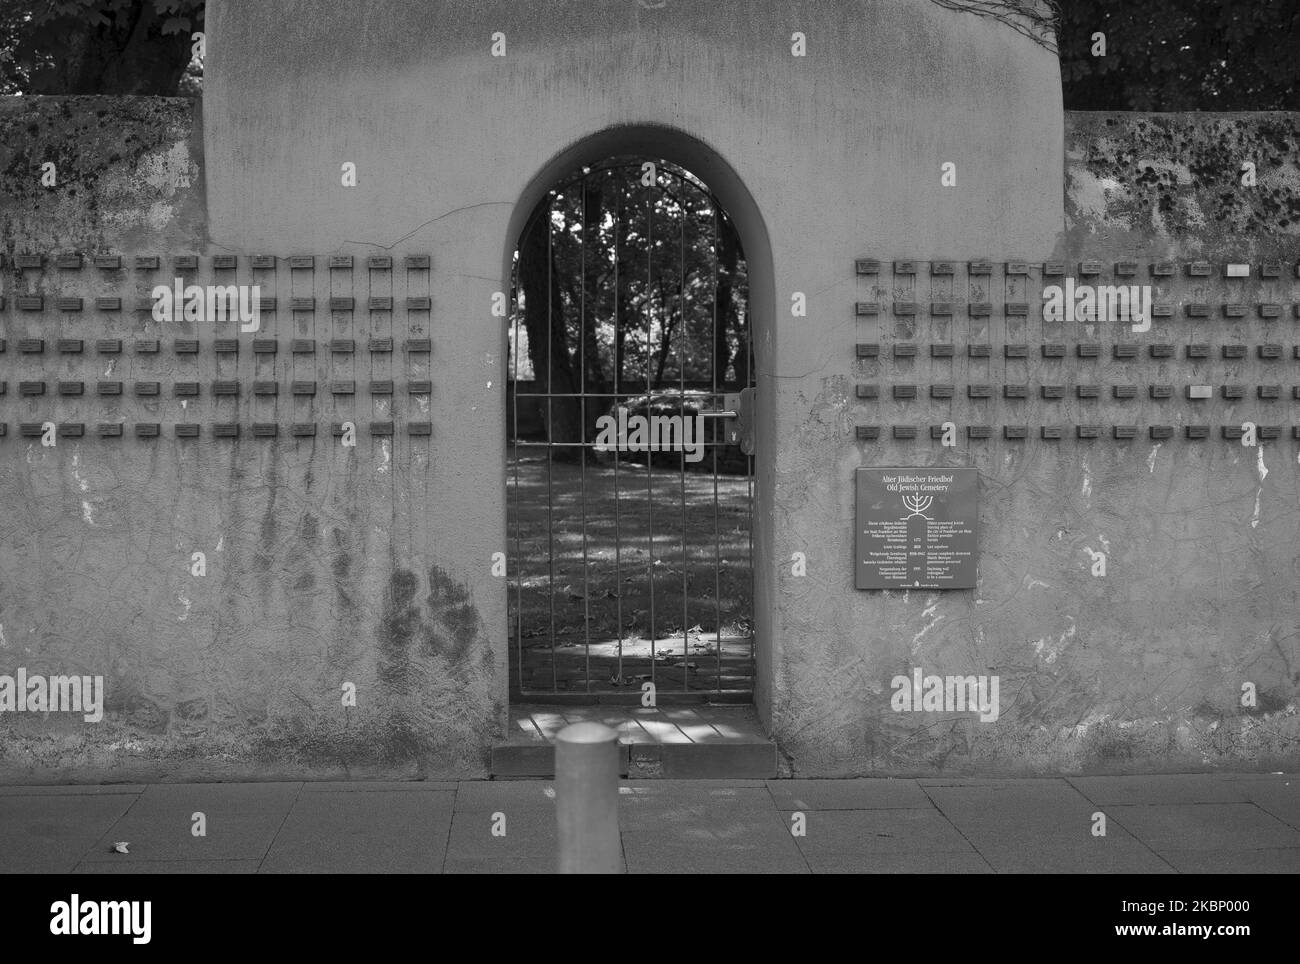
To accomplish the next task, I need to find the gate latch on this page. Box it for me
[706,389,755,455]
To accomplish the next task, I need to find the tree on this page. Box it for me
[0,0,203,95]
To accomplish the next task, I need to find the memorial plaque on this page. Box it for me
[855,467,978,590]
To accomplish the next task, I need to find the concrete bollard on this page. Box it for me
[555,721,622,874]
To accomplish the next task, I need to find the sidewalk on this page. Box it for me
[2,773,1297,874]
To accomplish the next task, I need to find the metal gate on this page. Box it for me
[507,157,755,702]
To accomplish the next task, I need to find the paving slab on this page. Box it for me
[443,808,573,873]
[977,842,1175,874]
[1106,803,1300,853]
[299,781,459,793]
[1235,779,1300,831]
[80,782,302,863]
[766,778,931,810]
[619,786,777,832]
[923,781,1102,835]
[259,790,455,873]
[454,780,556,812]
[1158,847,1300,874]
[786,809,977,862]
[0,785,145,796]
[74,859,260,874]
[621,809,807,874]
[0,794,137,873]
[1067,774,1253,805]
[798,851,995,874]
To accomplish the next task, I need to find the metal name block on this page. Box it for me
[19,381,44,396]
[134,423,161,438]
[1151,304,1173,317]
[407,380,432,394]
[1114,261,1137,277]
[212,380,240,395]
[1112,385,1138,399]
[1150,262,1174,277]
[1188,262,1212,277]
[1005,303,1029,317]
[1003,425,1028,439]
[174,339,200,354]
[930,343,954,357]
[134,339,160,354]
[1041,426,1064,440]
[212,254,237,270]
[1258,344,1282,359]
[1186,344,1210,359]
[58,337,85,353]
[930,261,954,275]
[1004,344,1028,358]
[134,297,156,311]
[97,381,123,395]
[966,425,992,439]
[1260,262,1281,279]
[1149,344,1174,358]
[406,296,432,311]
[1258,385,1281,399]
[1003,385,1028,399]
[292,381,317,395]
[1042,261,1065,277]
[15,254,43,269]
[1113,344,1138,359]
[329,255,353,269]
[95,296,122,312]
[1077,425,1102,438]
[252,339,278,353]
[408,422,433,436]
[930,384,954,399]
[331,380,355,395]
[1076,344,1101,357]
[173,255,198,271]
[134,381,161,396]
[369,380,394,395]
[331,338,356,353]
[1222,304,1247,318]
[1221,344,1246,359]
[253,381,278,396]
[405,255,431,270]
[1185,303,1210,318]
[369,337,395,353]
[292,423,317,437]
[929,302,953,316]
[1225,264,1250,278]
[855,425,881,440]
[55,253,83,269]
[175,424,200,438]
[135,255,160,270]
[1150,385,1173,399]
[1187,385,1212,399]
[1006,261,1029,275]
[20,423,45,436]
[1258,304,1282,318]
[258,296,276,311]
[855,259,879,275]
[1113,425,1138,439]
[214,338,238,353]
[17,296,43,311]
[251,255,276,269]
[1076,385,1100,398]
[929,425,946,439]
[367,255,393,270]
[968,260,992,275]
[892,385,917,399]
[55,297,83,311]
[291,339,316,353]
[1259,425,1282,440]
[892,425,917,439]
[1222,425,1246,439]
[1079,260,1102,276]
[894,260,917,274]
[855,343,879,358]
[368,296,394,311]
[893,343,917,357]
[1221,385,1245,399]
[288,256,315,269]
[968,344,991,358]
[968,385,993,398]
[174,383,200,397]
[892,302,917,316]
[18,338,44,352]
[968,302,992,317]
[854,302,880,316]
[290,297,315,311]
[98,423,123,437]
[252,423,278,437]
[58,381,83,396]
[370,421,395,436]
[1040,385,1065,399]
[329,296,355,311]
[213,423,239,438]
[58,423,84,438]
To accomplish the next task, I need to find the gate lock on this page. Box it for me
[701,388,755,455]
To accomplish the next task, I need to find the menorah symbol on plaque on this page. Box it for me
[901,494,934,520]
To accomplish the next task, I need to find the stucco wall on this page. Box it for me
[1,0,1296,782]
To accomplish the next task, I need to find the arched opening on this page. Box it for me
[502,129,772,706]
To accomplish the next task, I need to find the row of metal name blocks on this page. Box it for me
[853,302,1300,319]
[853,259,1300,279]
[856,385,1300,401]
[0,253,431,272]
[0,296,432,313]
[855,343,1300,359]
[854,425,1297,441]
[0,337,432,355]
[0,422,432,438]
[2,380,431,397]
